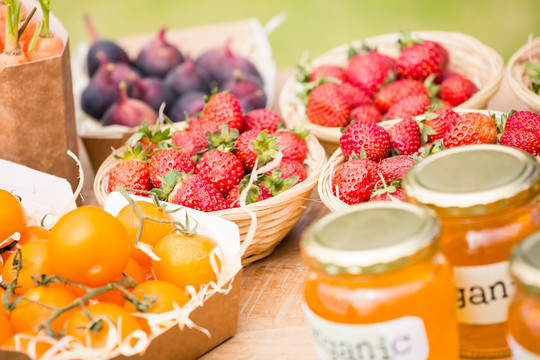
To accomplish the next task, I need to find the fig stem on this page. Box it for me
[83,13,99,43]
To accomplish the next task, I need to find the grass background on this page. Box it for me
[53,0,540,68]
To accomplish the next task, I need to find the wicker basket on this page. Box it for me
[318,109,505,212]
[280,30,505,156]
[94,135,326,265]
[507,36,540,113]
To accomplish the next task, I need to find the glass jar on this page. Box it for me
[508,232,540,359]
[301,201,459,360]
[402,144,540,359]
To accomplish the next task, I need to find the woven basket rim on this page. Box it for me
[317,109,506,212]
[280,30,505,146]
[506,36,540,112]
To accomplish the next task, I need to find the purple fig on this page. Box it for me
[92,52,140,90]
[164,58,212,97]
[168,91,207,122]
[221,71,267,112]
[135,27,184,78]
[131,77,176,113]
[81,65,122,119]
[101,83,158,127]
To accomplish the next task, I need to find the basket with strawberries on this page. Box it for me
[507,36,540,113]
[279,30,504,155]
[94,92,326,265]
[318,108,540,212]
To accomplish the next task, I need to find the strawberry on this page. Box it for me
[154,170,228,212]
[107,144,152,194]
[350,105,382,123]
[387,117,422,155]
[227,179,272,208]
[263,166,303,196]
[195,149,244,197]
[127,122,171,155]
[306,83,351,127]
[309,64,347,83]
[424,40,450,68]
[148,148,196,188]
[345,51,394,96]
[375,155,415,183]
[340,120,391,161]
[397,33,444,82]
[186,117,221,134]
[443,112,497,148]
[385,93,431,120]
[332,158,378,205]
[369,186,404,202]
[499,129,540,155]
[438,74,478,106]
[244,109,284,133]
[270,159,308,184]
[423,108,461,142]
[171,129,207,157]
[500,111,540,139]
[198,92,244,132]
[337,82,373,108]
[235,129,281,171]
[273,130,308,163]
[375,79,429,113]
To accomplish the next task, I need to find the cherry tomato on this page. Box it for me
[96,258,148,306]
[0,189,26,249]
[0,311,13,345]
[19,225,49,246]
[2,331,53,357]
[48,206,133,287]
[124,280,190,314]
[2,241,52,294]
[64,302,145,348]
[152,233,221,291]
[116,201,176,267]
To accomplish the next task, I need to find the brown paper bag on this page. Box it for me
[0,0,78,191]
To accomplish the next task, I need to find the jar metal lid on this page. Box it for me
[301,201,440,275]
[402,144,540,217]
[510,232,540,295]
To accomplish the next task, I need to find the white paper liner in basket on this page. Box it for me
[279,30,505,151]
[507,35,540,113]
[318,109,506,212]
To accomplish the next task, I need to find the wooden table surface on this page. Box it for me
[79,69,527,360]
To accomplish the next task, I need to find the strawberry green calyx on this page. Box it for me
[525,62,540,94]
[237,175,263,205]
[275,126,310,141]
[252,130,282,168]
[262,169,298,196]
[398,30,422,50]
[370,173,401,199]
[206,122,239,152]
[127,123,171,148]
[113,142,152,161]
[151,169,186,200]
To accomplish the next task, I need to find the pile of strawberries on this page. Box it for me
[106,92,310,212]
[331,109,540,205]
[302,32,479,127]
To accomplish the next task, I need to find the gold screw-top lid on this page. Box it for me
[402,144,540,217]
[510,232,540,296]
[301,201,440,275]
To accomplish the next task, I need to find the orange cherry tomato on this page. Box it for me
[64,302,146,348]
[116,201,176,267]
[152,233,221,291]
[124,280,190,315]
[96,258,148,306]
[0,189,26,249]
[10,283,79,334]
[0,311,13,345]
[19,225,49,246]
[2,241,53,294]
[2,331,53,358]
[48,206,133,287]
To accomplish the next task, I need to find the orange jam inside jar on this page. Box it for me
[402,144,540,359]
[301,201,459,360]
[507,232,540,358]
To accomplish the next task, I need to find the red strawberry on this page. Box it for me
[195,149,245,196]
[244,109,284,133]
[424,40,449,68]
[127,122,171,155]
[107,144,152,194]
[397,33,444,82]
[369,187,404,202]
[350,105,382,123]
[423,108,461,142]
[340,120,391,161]
[235,129,281,171]
[337,82,373,108]
[198,92,244,132]
[385,93,431,120]
[443,112,497,148]
[309,65,347,83]
[345,51,394,96]
[332,158,378,204]
[154,170,228,212]
[306,83,351,127]
[171,129,207,157]
[499,129,540,155]
[375,79,429,113]
[186,117,221,134]
[227,181,272,208]
[375,155,415,183]
[273,130,308,163]
[387,117,422,155]
[438,74,478,106]
[270,159,308,184]
[148,148,196,188]
[500,111,540,139]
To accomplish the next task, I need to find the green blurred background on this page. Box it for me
[54,0,540,68]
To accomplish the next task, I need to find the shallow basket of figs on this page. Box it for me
[94,133,326,265]
[279,30,504,155]
[507,36,540,113]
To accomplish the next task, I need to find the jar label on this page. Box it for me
[508,335,540,359]
[454,261,516,325]
[302,304,429,360]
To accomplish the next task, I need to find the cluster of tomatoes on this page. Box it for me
[0,188,221,358]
